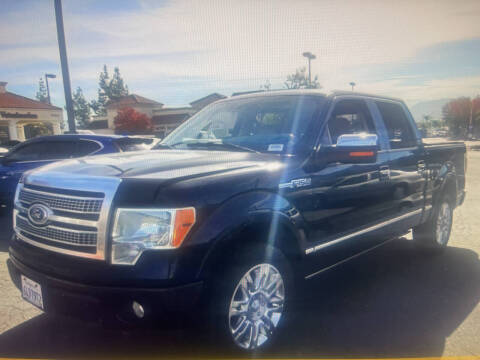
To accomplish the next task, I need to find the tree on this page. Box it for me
[35,77,48,103]
[284,67,321,89]
[90,65,110,116]
[260,79,271,91]
[109,67,129,100]
[90,65,129,116]
[72,87,90,129]
[442,97,480,138]
[114,107,152,133]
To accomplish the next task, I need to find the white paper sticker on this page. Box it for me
[268,144,284,152]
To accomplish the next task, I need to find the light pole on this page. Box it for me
[302,52,316,87]
[54,0,76,133]
[45,73,56,104]
[349,82,356,91]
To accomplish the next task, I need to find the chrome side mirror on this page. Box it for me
[336,133,378,147]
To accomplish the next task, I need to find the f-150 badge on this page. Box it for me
[279,177,312,189]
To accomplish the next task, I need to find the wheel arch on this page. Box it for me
[195,192,305,280]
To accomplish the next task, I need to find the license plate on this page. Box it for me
[21,275,44,310]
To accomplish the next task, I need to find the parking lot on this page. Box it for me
[0,152,479,358]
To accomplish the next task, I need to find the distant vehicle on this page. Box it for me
[0,134,154,211]
[7,90,466,351]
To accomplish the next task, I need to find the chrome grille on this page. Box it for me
[16,215,97,247]
[13,177,120,261]
[19,188,103,213]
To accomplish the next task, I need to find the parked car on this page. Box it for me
[0,134,154,212]
[7,90,466,351]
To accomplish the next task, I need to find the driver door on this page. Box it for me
[299,97,392,273]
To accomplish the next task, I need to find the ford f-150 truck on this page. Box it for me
[7,90,466,351]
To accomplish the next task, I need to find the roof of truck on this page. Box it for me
[228,89,404,103]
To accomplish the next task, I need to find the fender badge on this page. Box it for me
[279,177,312,189]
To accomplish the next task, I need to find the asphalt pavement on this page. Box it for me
[1,152,480,358]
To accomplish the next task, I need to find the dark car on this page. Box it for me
[0,134,154,212]
[7,90,466,352]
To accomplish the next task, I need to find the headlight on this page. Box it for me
[111,207,195,265]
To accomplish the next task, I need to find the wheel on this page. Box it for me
[205,244,293,352]
[413,195,453,251]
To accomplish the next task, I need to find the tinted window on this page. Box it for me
[325,99,376,144]
[114,138,153,152]
[375,101,416,149]
[76,140,101,156]
[7,141,76,162]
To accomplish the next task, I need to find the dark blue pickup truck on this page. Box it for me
[7,90,466,351]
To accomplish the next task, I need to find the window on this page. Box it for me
[7,141,76,162]
[76,140,101,156]
[114,138,154,152]
[162,95,324,153]
[375,101,416,149]
[325,99,376,144]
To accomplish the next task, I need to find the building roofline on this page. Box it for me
[0,91,62,110]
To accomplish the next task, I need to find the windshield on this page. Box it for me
[159,95,324,154]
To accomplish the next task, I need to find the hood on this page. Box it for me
[28,149,283,182]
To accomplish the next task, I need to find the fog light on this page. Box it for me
[132,301,145,318]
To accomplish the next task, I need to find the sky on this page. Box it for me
[1,0,480,112]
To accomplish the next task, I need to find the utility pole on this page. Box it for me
[349,82,356,91]
[45,73,56,104]
[302,52,316,87]
[54,0,75,133]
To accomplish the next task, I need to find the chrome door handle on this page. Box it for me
[379,165,390,180]
[417,160,426,174]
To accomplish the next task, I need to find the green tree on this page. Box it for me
[72,87,90,129]
[35,77,48,103]
[284,67,321,89]
[90,65,129,115]
[90,65,110,116]
[109,67,129,100]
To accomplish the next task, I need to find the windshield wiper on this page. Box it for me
[152,143,173,150]
[165,140,258,153]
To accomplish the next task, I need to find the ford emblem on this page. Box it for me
[27,203,52,226]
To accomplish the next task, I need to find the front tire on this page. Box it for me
[413,195,453,251]
[205,244,293,352]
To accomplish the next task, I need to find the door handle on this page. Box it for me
[417,160,426,174]
[379,165,390,180]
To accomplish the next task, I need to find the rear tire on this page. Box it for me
[413,195,453,252]
[204,244,294,352]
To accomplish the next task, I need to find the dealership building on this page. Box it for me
[91,92,226,137]
[0,82,63,145]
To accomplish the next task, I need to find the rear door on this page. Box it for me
[373,100,426,233]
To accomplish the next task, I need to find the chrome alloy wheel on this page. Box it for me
[228,263,285,350]
[436,202,452,246]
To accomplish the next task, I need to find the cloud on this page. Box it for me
[1,0,480,107]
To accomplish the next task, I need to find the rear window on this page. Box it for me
[76,140,101,156]
[375,101,416,149]
[114,138,154,152]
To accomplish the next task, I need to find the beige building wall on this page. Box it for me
[0,107,63,141]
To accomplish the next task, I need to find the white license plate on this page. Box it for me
[21,275,44,310]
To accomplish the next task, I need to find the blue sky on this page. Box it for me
[1,0,480,111]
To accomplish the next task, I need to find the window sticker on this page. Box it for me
[268,144,284,152]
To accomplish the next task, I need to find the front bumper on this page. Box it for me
[7,254,203,325]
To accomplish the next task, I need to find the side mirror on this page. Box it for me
[324,133,378,164]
